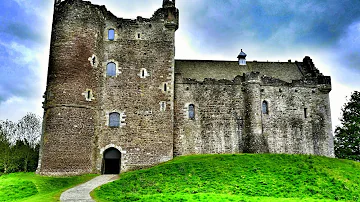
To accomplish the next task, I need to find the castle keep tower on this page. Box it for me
[37,0,179,175]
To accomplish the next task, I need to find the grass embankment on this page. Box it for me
[93,154,360,202]
[0,172,97,202]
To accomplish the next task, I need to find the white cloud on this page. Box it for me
[0,96,43,121]
[330,83,355,131]
[90,0,162,19]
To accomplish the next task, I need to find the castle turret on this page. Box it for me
[243,72,268,153]
[156,0,179,30]
[238,49,247,65]
[37,0,105,175]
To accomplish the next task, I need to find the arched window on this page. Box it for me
[109,112,120,127]
[107,62,116,76]
[262,101,268,114]
[189,104,195,119]
[108,29,115,41]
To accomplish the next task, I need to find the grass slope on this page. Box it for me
[93,154,360,202]
[0,172,97,202]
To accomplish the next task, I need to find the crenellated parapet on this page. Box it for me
[299,56,331,91]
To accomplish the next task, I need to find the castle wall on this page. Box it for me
[174,74,334,157]
[174,76,245,156]
[260,84,334,157]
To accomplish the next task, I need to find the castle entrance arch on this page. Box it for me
[102,147,121,174]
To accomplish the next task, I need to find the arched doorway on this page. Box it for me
[102,147,121,174]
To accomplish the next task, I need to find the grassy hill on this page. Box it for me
[93,154,360,202]
[0,172,97,202]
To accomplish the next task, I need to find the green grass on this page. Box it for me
[0,172,97,202]
[93,154,360,202]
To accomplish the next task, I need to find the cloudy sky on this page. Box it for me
[0,0,359,131]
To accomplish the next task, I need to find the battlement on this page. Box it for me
[175,71,331,91]
[54,0,178,31]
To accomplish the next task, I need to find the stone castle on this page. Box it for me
[37,0,334,176]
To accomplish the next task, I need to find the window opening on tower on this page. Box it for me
[108,29,115,40]
[189,104,195,119]
[87,90,91,100]
[107,62,116,76]
[109,112,120,127]
[262,101,269,114]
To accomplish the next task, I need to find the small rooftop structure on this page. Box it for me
[237,49,247,65]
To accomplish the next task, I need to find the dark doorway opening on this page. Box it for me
[102,147,121,174]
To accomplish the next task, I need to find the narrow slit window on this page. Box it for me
[87,90,91,100]
[164,83,167,92]
[108,29,115,41]
[138,33,141,39]
[304,108,307,118]
[92,56,96,66]
[109,112,120,127]
[189,104,195,119]
[262,101,268,114]
[160,102,166,112]
[107,62,116,76]
[140,68,148,78]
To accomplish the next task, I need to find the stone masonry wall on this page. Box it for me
[174,73,334,157]
[174,75,245,156]
[38,0,105,175]
[94,3,179,172]
[96,21,176,171]
[261,84,334,156]
[38,0,179,175]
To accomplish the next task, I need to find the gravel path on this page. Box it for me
[60,174,119,202]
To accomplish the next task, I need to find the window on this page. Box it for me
[87,90,91,100]
[108,29,115,40]
[83,89,93,101]
[139,68,148,78]
[109,112,120,127]
[164,83,167,92]
[92,56,96,66]
[262,101,268,114]
[160,101,166,112]
[189,104,195,119]
[137,33,141,39]
[304,108,307,118]
[107,62,116,76]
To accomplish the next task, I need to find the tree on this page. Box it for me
[0,113,42,173]
[334,91,360,161]
[16,113,41,148]
[0,120,16,173]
